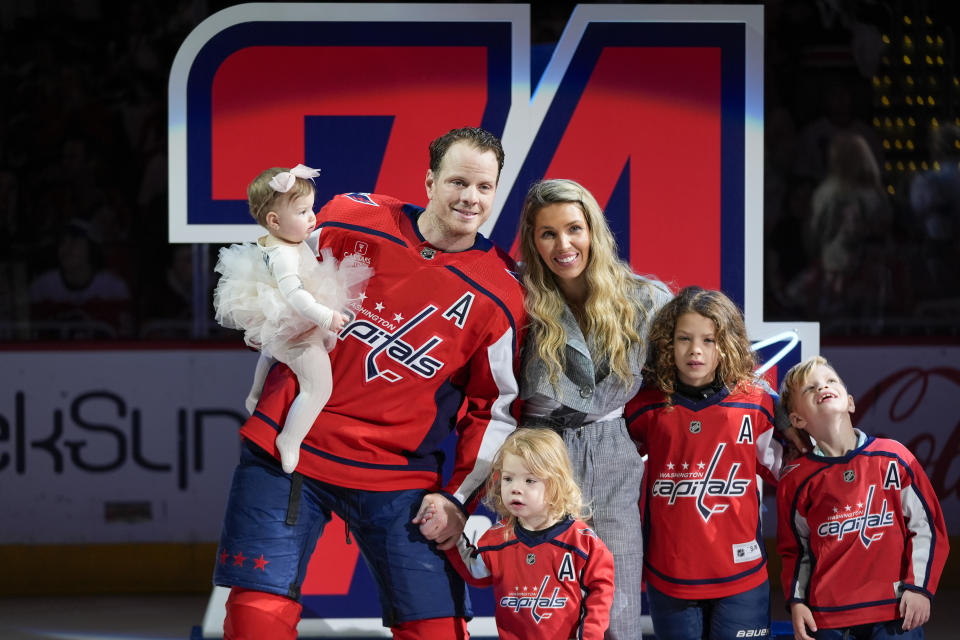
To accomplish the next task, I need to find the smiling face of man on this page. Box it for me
[418,141,499,252]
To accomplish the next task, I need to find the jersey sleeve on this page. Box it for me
[441,304,525,509]
[754,387,785,485]
[580,536,616,640]
[624,388,657,449]
[776,473,813,606]
[754,375,794,434]
[444,533,493,588]
[897,446,950,597]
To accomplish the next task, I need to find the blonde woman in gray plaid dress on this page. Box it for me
[516,179,672,639]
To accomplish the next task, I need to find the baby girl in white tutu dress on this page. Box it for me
[213,164,371,473]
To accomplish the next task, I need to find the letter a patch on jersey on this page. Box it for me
[883,461,902,490]
[443,292,475,329]
[557,552,576,582]
[737,415,754,444]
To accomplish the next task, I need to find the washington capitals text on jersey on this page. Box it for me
[626,383,784,600]
[340,303,445,382]
[446,517,615,640]
[241,193,526,506]
[650,441,753,522]
[777,434,948,630]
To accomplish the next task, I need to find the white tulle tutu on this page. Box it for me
[213,242,371,361]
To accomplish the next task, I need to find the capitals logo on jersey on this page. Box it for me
[340,303,445,382]
[500,575,569,624]
[651,442,752,522]
[816,484,896,549]
[338,284,488,383]
[169,2,815,632]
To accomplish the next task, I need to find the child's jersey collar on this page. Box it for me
[812,428,867,457]
[675,376,725,401]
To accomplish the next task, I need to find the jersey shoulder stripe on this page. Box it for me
[478,538,521,553]
[861,438,919,476]
[548,539,590,561]
[446,264,519,346]
[721,401,775,424]
[625,391,668,423]
[317,219,407,246]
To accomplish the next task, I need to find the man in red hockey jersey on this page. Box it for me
[213,127,527,639]
[777,356,948,640]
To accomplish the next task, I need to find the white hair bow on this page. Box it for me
[268,164,321,193]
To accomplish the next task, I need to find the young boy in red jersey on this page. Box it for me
[777,356,949,640]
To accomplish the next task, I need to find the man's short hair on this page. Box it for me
[428,127,504,181]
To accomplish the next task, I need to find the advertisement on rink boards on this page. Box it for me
[1,345,958,543]
[0,349,254,544]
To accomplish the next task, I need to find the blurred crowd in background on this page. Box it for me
[0,0,957,343]
[762,0,960,336]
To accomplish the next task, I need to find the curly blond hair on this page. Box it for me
[518,179,654,390]
[779,355,839,416]
[483,428,587,535]
[247,167,316,227]
[647,286,757,402]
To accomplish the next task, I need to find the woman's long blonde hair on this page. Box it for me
[519,179,651,389]
[483,428,587,533]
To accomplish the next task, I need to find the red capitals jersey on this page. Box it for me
[626,384,784,599]
[446,517,615,640]
[776,434,949,629]
[241,193,526,505]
